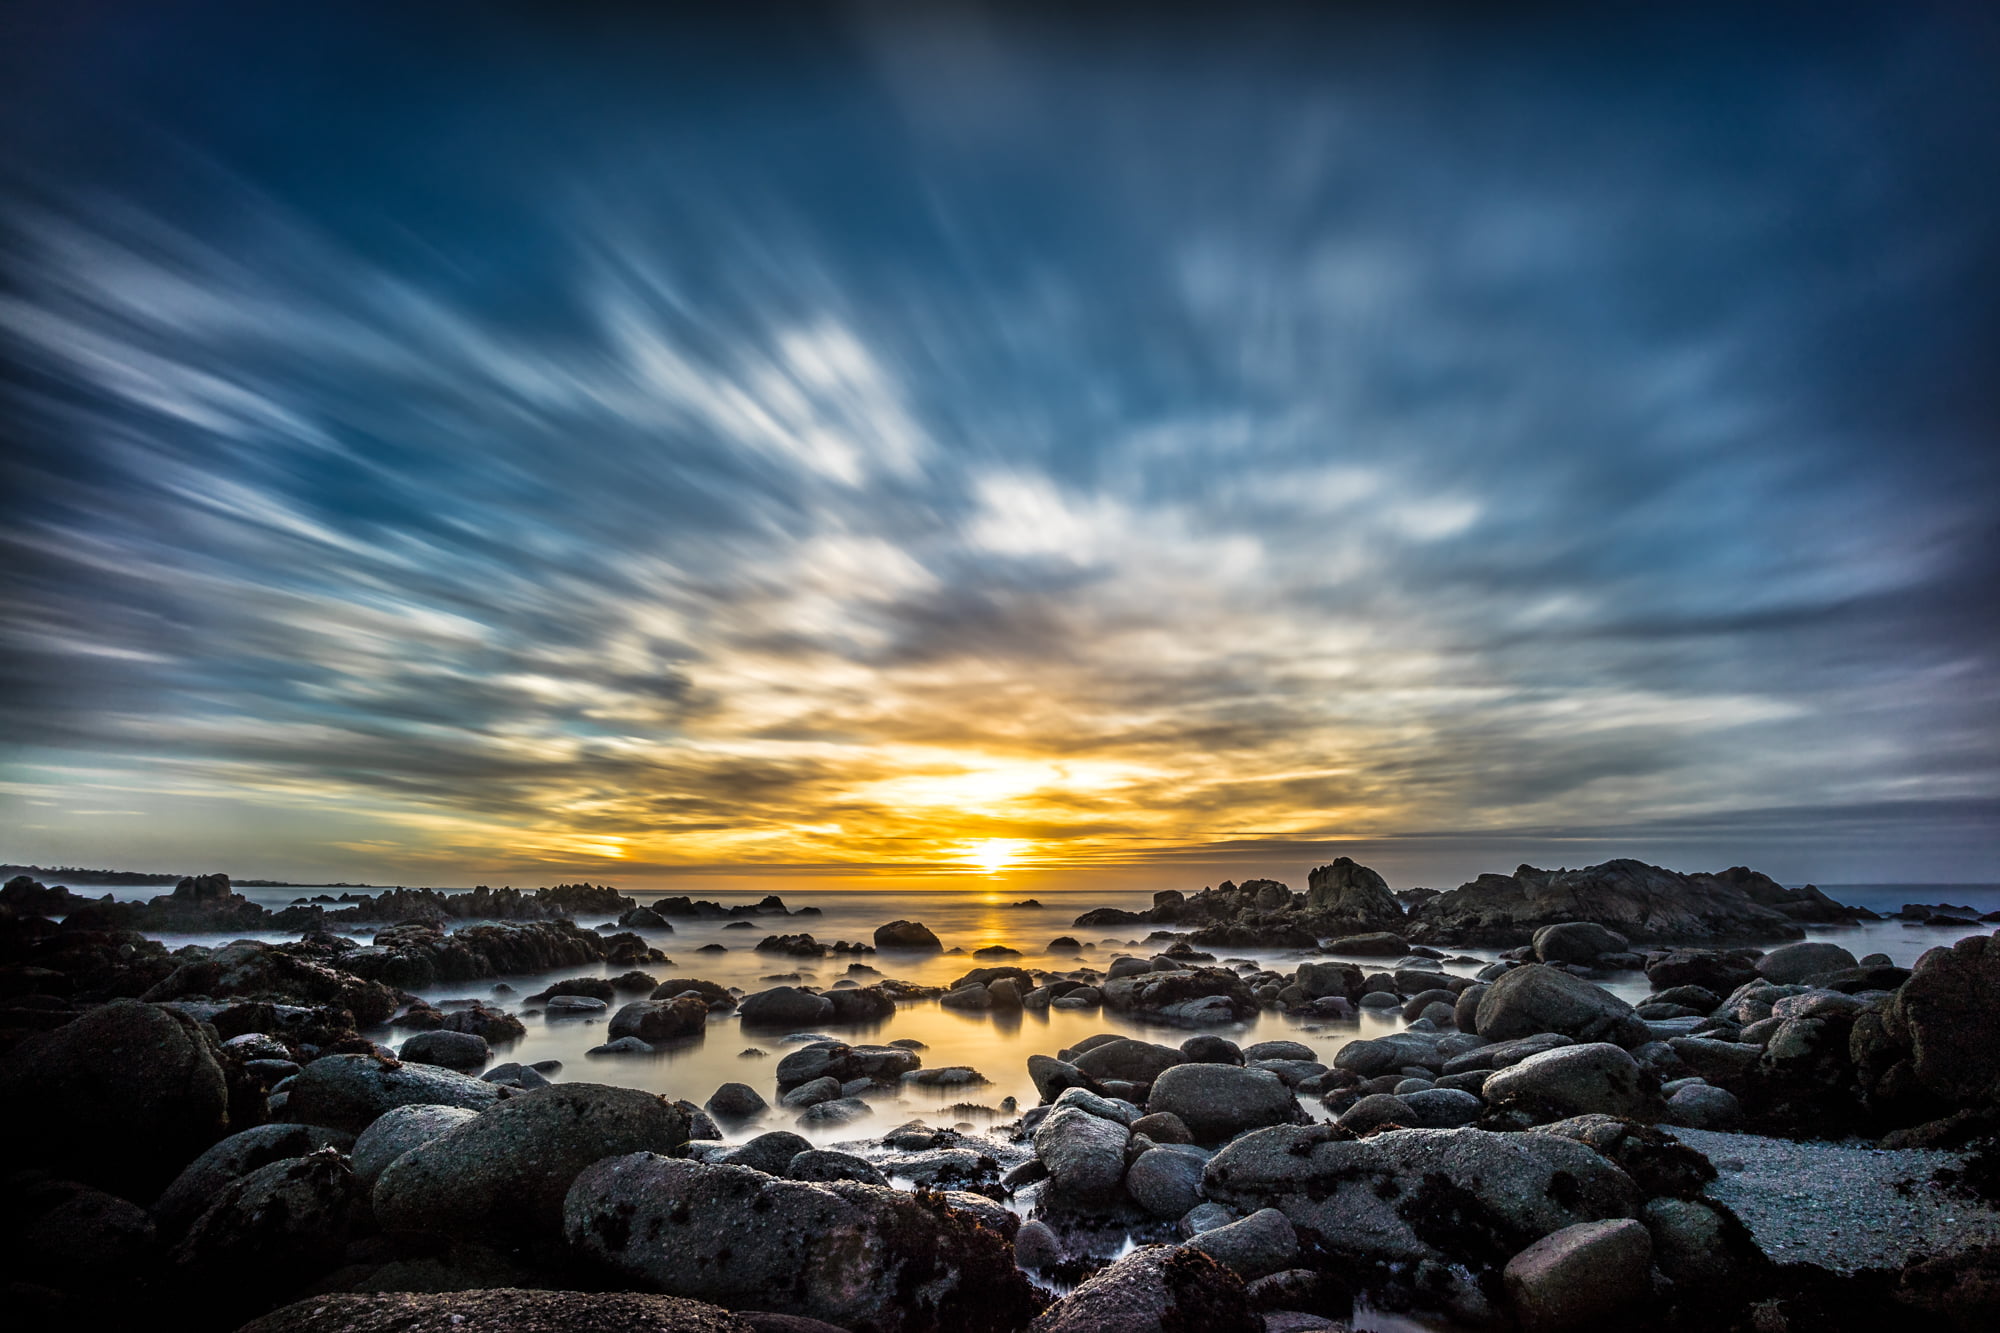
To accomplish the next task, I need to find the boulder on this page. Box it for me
[1531,922,1631,965]
[1030,1244,1260,1333]
[1028,1053,1104,1102]
[1184,1206,1300,1282]
[238,1290,753,1333]
[874,920,943,950]
[1882,931,2000,1105]
[154,1122,355,1234]
[1663,1083,1741,1130]
[564,1154,1043,1333]
[1304,859,1403,930]
[1754,941,1858,985]
[1073,1038,1186,1086]
[1322,932,1408,956]
[374,1084,686,1250]
[283,1053,505,1133]
[609,996,709,1043]
[1126,1146,1207,1217]
[788,1148,889,1187]
[1407,859,1814,947]
[1473,966,1647,1047]
[724,1130,816,1175]
[1145,1064,1301,1143]
[397,1029,489,1071]
[1204,1125,1641,1268]
[0,999,230,1195]
[737,987,835,1028]
[706,1082,770,1122]
[1503,1218,1652,1332]
[1481,1043,1656,1123]
[1644,949,1759,994]
[1033,1105,1131,1198]
[171,1149,366,1314]
[350,1103,480,1188]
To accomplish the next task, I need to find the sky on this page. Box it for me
[2,2,1997,891]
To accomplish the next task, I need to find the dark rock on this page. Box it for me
[1185,1206,1300,1281]
[1526,1114,1717,1199]
[1145,1064,1302,1143]
[1180,1035,1245,1065]
[1203,1125,1640,1270]
[350,1103,480,1188]
[1303,859,1404,931]
[739,986,835,1028]
[154,1121,354,1235]
[1074,1038,1186,1085]
[1322,932,1408,956]
[397,1029,489,1072]
[1502,1217,1652,1332]
[1031,1244,1259,1333]
[1474,965,1647,1047]
[1643,948,1759,994]
[171,1148,366,1314]
[610,996,709,1043]
[1408,859,1825,947]
[787,1148,889,1186]
[1531,922,1631,965]
[649,977,735,1006]
[723,1131,816,1175]
[283,1052,505,1133]
[1754,941,1858,984]
[1126,1145,1207,1216]
[564,1154,1044,1333]
[1880,930,2000,1106]
[374,1083,690,1248]
[874,920,942,950]
[706,1081,769,1121]
[238,1289,753,1333]
[1034,1105,1131,1198]
[1482,1043,1657,1122]
[0,998,230,1196]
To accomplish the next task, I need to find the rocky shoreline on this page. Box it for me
[2,863,1996,1332]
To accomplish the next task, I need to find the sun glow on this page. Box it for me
[960,838,1029,874]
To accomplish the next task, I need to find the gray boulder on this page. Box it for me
[564,1154,1042,1333]
[1031,1244,1260,1333]
[1145,1064,1301,1143]
[1482,1043,1656,1122]
[1126,1146,1207,1217]
[1028,1054,1102,1102]
[1184,1206,1299,1281]
[1203,1125,1640,1268]
[1034,1105,1131,1198]
[1304,858,1402,930]
[153,1122,354,1236]
[1754,941,1857,985]
[706,1082,769,1122]
[610,997,709,1042]
[1474,966,1647,1047]
[739,986,836,1028]
[1531,922,1631,965]
[1402,1087,1485,1128]
[349,1103,480,1188]
[1073,1038,1186,1086]
[374,1083,689,1247]
[1663,1082,1741,1130]
[787,1148,889,1186]
[397,1029,489,1071]
[172,1149,365,1313]
[283,1053,504,1133]
[723,1130,814,1175]
[1502,1217,1652,1331]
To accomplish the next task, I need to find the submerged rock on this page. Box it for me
[564,1154,1043,1333]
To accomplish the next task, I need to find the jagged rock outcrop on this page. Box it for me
[1407,859,1867,947]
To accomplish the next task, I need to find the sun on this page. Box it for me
[960,838,1029,875]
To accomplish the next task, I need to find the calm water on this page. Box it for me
[95,880,2000,1148]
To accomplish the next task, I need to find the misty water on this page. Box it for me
[106,881,2000,1149]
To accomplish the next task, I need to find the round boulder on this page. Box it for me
[873,920,942,950]
[1482,1043,1656,1123]
[1144,1064,1301,1143]
[738,987,835,1028]
[610,996,709,1043]
[1473,965,1647,1047]
[398,1029,490,1072]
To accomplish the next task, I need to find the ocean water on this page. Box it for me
[94,880,2000,1148]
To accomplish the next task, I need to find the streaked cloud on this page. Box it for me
[1,2,1995,885]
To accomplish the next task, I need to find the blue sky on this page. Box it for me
[2,2,1996,888]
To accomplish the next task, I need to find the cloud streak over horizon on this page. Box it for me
[3,3,1997,887]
